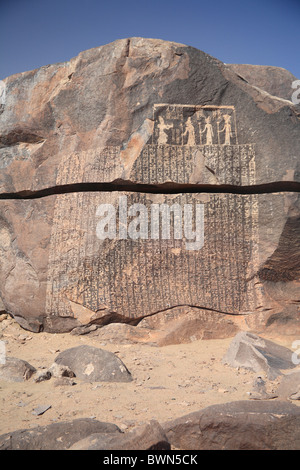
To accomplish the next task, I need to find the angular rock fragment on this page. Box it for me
[32,404,51,416]
[222,331,296,379]
[54,345,132,382]
[276,370,300,400]
[70,324,98,336]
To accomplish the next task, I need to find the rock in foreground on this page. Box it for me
[2,401,300,450]
[163,400,300,450]
[0,419,121,450]
[69,420,170,450]
[54,345,132,382]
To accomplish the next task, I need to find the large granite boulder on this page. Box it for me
[163,400,300,450]
[0,38,299,334]
[0,418,121,450]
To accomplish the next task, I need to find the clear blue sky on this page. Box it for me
[1,0,299,80]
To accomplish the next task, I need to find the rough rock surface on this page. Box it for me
[0,418,121,450]
[247,376,278,400]
[0,37,299,334]
[276,370,300,399]
[47,361,76,378]
[69,420,170,450]
[1,191,299,335]
[227,64,298,101]
[88,322,154,344]
[163,400,300,450]
[137,306,239,344]
[54,345,132,382]
[0,356,36,382]
[88,309,239,346]
[33,362,76,382]
[222,331,296,379]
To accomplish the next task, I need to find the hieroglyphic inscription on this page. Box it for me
[55,147,121,186]
[134,144,256,185]
[45,104,261,320]
[45,192,260,318]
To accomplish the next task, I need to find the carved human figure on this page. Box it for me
[203,116,214,145]
[157,116,172,144]
[182,117,196,146]
[220,114,232,145]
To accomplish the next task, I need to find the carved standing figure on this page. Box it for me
[203,116,214,145]
[220,114,232,145]
[157,116,172,144]
[182,117,196,146]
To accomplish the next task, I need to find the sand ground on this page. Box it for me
[0,313,299,436]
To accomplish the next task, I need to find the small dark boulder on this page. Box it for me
[55,345,132,382]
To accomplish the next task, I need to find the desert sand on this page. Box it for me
[1,312,299,437]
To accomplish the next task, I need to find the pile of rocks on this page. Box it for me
[0,344,132,384]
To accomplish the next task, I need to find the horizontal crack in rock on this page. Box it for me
[0,180,299,199]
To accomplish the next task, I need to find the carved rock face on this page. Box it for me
[0,38,299,334]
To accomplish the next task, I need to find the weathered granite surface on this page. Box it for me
[1,38,299,194]
[0,38,299,334]
[163,400,300,450]
[227,63,298,101]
